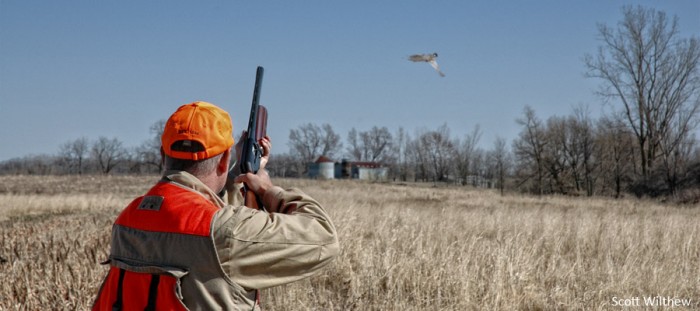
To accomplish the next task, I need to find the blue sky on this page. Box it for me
[1,1,698,161]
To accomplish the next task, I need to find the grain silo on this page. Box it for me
[315,156,335,179]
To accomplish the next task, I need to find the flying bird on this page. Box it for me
[408,52,445,77]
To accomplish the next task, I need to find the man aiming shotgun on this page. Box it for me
[92,67,339,310]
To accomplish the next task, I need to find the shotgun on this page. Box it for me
[239,66,268,210]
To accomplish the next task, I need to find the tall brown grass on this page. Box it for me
[1,175,698,310]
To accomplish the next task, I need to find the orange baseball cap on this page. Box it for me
[162,101,234,160]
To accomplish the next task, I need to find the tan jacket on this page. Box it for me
[95,171,339,310]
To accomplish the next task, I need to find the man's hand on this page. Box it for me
[234,131,271,170]
[235,135,272,198]
[226,133,272,194]
[258,135,271,170]
[234,168,273,203]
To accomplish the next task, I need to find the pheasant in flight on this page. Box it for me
[408,52,445,77]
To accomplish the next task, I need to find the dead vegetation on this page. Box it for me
[1,175,698,310]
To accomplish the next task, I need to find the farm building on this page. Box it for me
[307,156,388,181]
[307,156,335,179]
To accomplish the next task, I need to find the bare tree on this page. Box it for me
[288,123,342,162]
[346,126,394,163]
[405,135,426,182]
[453,125,482,186]
[360,126,393,163]
[91,136,127,174]
[542,116,569,194]
[571,106,597,196]
[513,106,547,195]
[320,124,342,159]
[58,137,89,174]
[389,127,411,181]
[416,124,454,182]
[595,116,636,198]
[136,119,166,173]
[346,128,362,161]
[266,152,303,178]
[584,5,700,178]
[658,128,697,194]
[3,154,58,175]
[469,149,486,187]
[489,137,511,195]
[540,111,596,196]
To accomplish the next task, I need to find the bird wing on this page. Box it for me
[429,60,446,77]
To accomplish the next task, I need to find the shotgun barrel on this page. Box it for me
[239,66,268,210]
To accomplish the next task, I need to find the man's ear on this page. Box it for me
[217,150,231,175]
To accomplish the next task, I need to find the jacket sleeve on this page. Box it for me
[212,186,340,290]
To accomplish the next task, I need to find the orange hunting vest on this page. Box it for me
[92,181,257,310]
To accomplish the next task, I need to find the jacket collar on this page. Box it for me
[162,170,226,209]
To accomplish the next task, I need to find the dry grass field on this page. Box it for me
[0,175,698,310]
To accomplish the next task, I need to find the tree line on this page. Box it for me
[0,120,166,176]
[1,6,698,201]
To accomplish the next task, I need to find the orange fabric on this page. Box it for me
[115,182,219,237]
[95,182,220,310]
[92,266,187,311]
[162,101,234,160]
